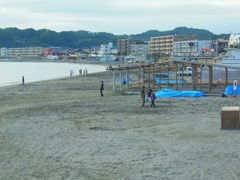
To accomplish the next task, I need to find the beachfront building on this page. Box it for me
[8,47,45,56]
[228,33,240,48]
[130,42,149,56]
[117,39,144,55]
[0,47,8,56]
[149,35,197,56]
[7,47,66,58]
[210,39,228,55]
[44,47,64,56]
[99,42,114,55]
[173,40,211,55]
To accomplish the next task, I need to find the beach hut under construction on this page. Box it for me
[109,60,240,94]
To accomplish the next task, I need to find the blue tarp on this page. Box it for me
[225,86,240,96]
[100,57,107,61]
[155,78,186,85]
[121,78,132,84]
[109,57,119,61]
[155,88,205,98]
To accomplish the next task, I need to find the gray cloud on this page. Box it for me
[0,0,239,34]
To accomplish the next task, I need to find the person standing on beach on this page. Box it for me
[100,81,104,97]
[150,89,156,108]
[141,86,145,107]
[22,76,24,85]
[146,89,151,102]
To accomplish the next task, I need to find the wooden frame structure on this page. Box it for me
[110,60,240,94]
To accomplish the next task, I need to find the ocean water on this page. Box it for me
[0,62,106,87]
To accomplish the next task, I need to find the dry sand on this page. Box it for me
[1,70,240,180]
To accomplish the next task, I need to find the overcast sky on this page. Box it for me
[0,0,239,35]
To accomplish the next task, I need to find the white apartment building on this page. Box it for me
[130,42,149,56]
[0,47,8,56]
[100,42,114,55]
[173,40,211,55]
[228,33,240,47]
[8,47,44,56]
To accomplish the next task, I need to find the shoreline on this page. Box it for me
[0,61,110,87]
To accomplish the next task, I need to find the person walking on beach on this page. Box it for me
[100,81,104,97]
[70,70,73,77]
[150,89,156,108]
[22,76,24,86]
[141,86,145,107]
[146,88,151,102]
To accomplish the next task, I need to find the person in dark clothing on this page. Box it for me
[22,76,24,85]
[141,86,145,107]
[146,89,151,102]
[100,81,104,97]
[150,89,156,108]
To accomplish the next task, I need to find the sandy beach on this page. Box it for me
[1,70,240,180]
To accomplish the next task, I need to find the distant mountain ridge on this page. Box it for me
[0,27,230,49]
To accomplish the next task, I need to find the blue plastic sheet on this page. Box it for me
[155,78,186,85]
[155,88,205,98]
[121,78,132,84]
[100,57,107,61]
[225,86,240,96]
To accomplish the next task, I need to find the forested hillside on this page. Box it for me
[0,27,229,48]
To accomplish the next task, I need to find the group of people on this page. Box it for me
[141,86,156,108]
[99,83,157,108]
[79,69,88,76]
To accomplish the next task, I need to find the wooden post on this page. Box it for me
[126,69,129,90]
[181,63,184,89]
[159,63,162,89]
[119,70,122,91]
[138,67,141,88]
[142,67,145,87]
[153,64,155,88]
[113,71,115,93]
[148,65,150,88]
[225,68,228,87]
[192,64,197,91]
[175,63,178,90]
[209,66,213,93]
[167,67,170,88]
[200,66,203,91]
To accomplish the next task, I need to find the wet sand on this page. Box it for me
[1,70,240,180]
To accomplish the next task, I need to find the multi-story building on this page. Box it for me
[45,47,64,55]
[7,47,65,57]
[99,42,114,55]
[173,40,211,55]
[0,47,8,56]
[117,39,144,55]
[149,35,197,55]
[228,33,240,48]
[8,47,45,56]
[211,39,228,55]
[130,42,149,56]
